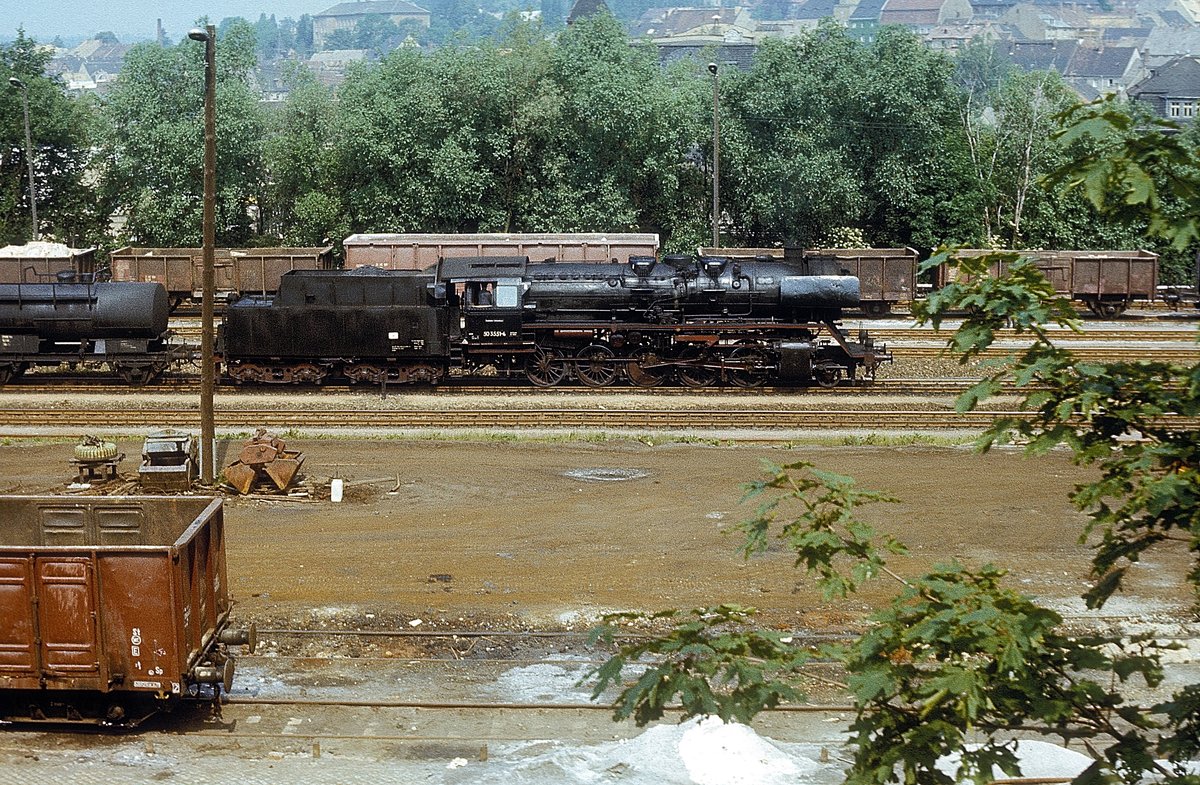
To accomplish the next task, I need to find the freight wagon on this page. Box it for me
[0,496,254,726]
[0,242,96,284]
[700,247,919,315]
[945,249,1159,317]
[109,246,335,307]
[343,233,660,270]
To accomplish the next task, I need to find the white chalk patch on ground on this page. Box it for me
[938,740,1094,780]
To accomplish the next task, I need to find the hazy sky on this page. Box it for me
[1,1,327,42]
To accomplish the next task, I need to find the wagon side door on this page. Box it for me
[0,557,38,678]
[34,557,100,676]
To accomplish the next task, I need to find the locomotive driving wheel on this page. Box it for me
[675,347,717,388]
[524,346,567,387]
[727,344,770,388]
[574,344,618,387]
[625,348,667,387]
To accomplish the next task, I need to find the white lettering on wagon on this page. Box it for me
[133,680,162,689]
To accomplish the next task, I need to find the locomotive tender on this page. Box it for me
[220,254,890,388]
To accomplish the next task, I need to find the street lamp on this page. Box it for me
[707,62,720,249]
[188,25,217,485]
[8,77,38,241]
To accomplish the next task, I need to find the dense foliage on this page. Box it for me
[587,105,1200,784]
[2,16,1198,273]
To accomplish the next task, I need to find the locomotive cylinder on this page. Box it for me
[0,282,169,340]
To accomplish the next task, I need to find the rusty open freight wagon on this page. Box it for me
[108,246,335,306]
[0,496,253,726]
[343,232,661,270]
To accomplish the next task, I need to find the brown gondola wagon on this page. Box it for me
[0,496,253,726]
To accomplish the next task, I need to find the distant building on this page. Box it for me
[1129,55,1200,124]
[631,7,758,42]
[46,38,131,95]
[879,0,973,35]
[567,0,612,24]
[995,40,1144,98]
[312,1,431,49]
[307,49,374,88]
[653,41,758,70]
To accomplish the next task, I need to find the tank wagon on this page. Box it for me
[0,496,254,726]
[0,280,182,385]
[942,249,1159,317]
[219,254,889,388]
[343,233,660,270]
[109,246,335,307]
[0,242,96,285]
[701,247,918,316]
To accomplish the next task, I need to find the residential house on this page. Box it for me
[847,0,887,42]
[1129,55,1200,123]
[878,0,973,36]
[307,48,373,88]
[631,7,758,42]
[1141,26,1200,68]
[312,1,431,49]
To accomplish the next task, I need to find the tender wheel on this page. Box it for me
[291,363,327,385]
[815,366,842,388]
[575,344,618,387]
[525,346,567,387]
[727,344,770,388]
[675,347,717,388]
[626,349,667,388]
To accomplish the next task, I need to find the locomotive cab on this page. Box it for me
[436,256,531,349]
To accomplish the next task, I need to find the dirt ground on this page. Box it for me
[1,437,1193,632]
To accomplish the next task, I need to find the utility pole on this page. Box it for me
[707,62,720,249]
[189,25,218,485]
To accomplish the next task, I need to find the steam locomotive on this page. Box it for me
[220,254,890,388]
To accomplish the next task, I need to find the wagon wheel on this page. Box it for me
[0,364,12,386]
[626,348,667,388]
[116,364,156,387]
[575,344,618,387]
[727,344,770,388]
[864,302,890,317]
[524,346,567,387]
[814,366,842,388]
[675,347,717,388]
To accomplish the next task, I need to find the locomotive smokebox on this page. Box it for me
[0,282,170,340]
[779,275,861,308]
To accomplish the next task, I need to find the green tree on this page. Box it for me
[262,63,342,245]
[98,20,267,246]
[719,24,976,248]
[0,29,105,247]
[589,102,1200,784]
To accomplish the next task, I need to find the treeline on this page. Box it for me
[1,16,1197,279]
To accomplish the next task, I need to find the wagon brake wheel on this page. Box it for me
[575,344,618,387]
[815,366,842,388]
[525,346,567,387]
[626,348,667,388]
[727,344,770,388]
[675,347,717,388]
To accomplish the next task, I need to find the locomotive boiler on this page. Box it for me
[0,280,180,385]
[219,254,890,388]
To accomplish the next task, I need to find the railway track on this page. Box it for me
[0,376,989,396]
[2,406,1197,431]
